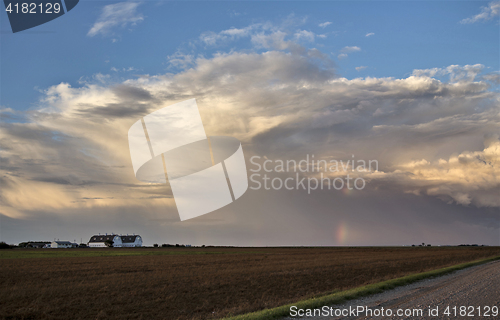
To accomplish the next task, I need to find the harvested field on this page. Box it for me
[1,247,499,320]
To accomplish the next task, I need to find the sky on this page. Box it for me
[0,1,499,246]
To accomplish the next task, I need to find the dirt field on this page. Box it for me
[1,247,499,320]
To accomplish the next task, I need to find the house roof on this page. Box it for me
[88,234,141,243]
[53,241,72,245]
[88,235,118,243]
[120,235,140,243]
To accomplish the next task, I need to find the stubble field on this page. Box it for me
[1,246,499,320]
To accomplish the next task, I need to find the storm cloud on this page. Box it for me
[1,20,498,245]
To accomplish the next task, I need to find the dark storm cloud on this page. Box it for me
[76,103,150,119]
[112,84,153,101]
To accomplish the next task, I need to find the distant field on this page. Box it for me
[0,247,265,259]
[1,247,499,320]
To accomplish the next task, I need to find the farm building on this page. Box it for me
[20,241,50,248]
[87,234,121,247]
[119,235,142,247]
[87,234,142,247]
[51,241,76,248]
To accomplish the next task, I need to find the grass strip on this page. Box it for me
[222,255,500,320]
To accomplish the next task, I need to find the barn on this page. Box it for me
[119,235,142,247]
[51,241,74,248]
[87,234,121,247]
[87,234,142,247]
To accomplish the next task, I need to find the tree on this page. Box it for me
[104,240,114,247]
[0,242,13,249]
[153,243,158,248]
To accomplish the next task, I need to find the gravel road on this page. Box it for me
[285,260,499,319]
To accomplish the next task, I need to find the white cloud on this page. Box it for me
[294,30,315,42]
[199,21,317,52]
[341,46,361,53]
[317,34,327,39]
[251,31,291,50]
[365,32,375,37]
[200,25,258,45]
[110,67,138,73]
[93,73,110,83]
[88,2,144,37]
[338,46,361,59]
[167,52,195,70]
[199,31,219,46]
[412,64,485,82]
[460,1,500,24]
[197,19,323,56]
[355,66,367,71]
[319,21,332,28]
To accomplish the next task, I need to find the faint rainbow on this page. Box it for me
[336,221,347,244]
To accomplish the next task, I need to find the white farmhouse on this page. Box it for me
[87,234,142,247]
[51,241,73,248]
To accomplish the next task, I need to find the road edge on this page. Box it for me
[221,255,500,320]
